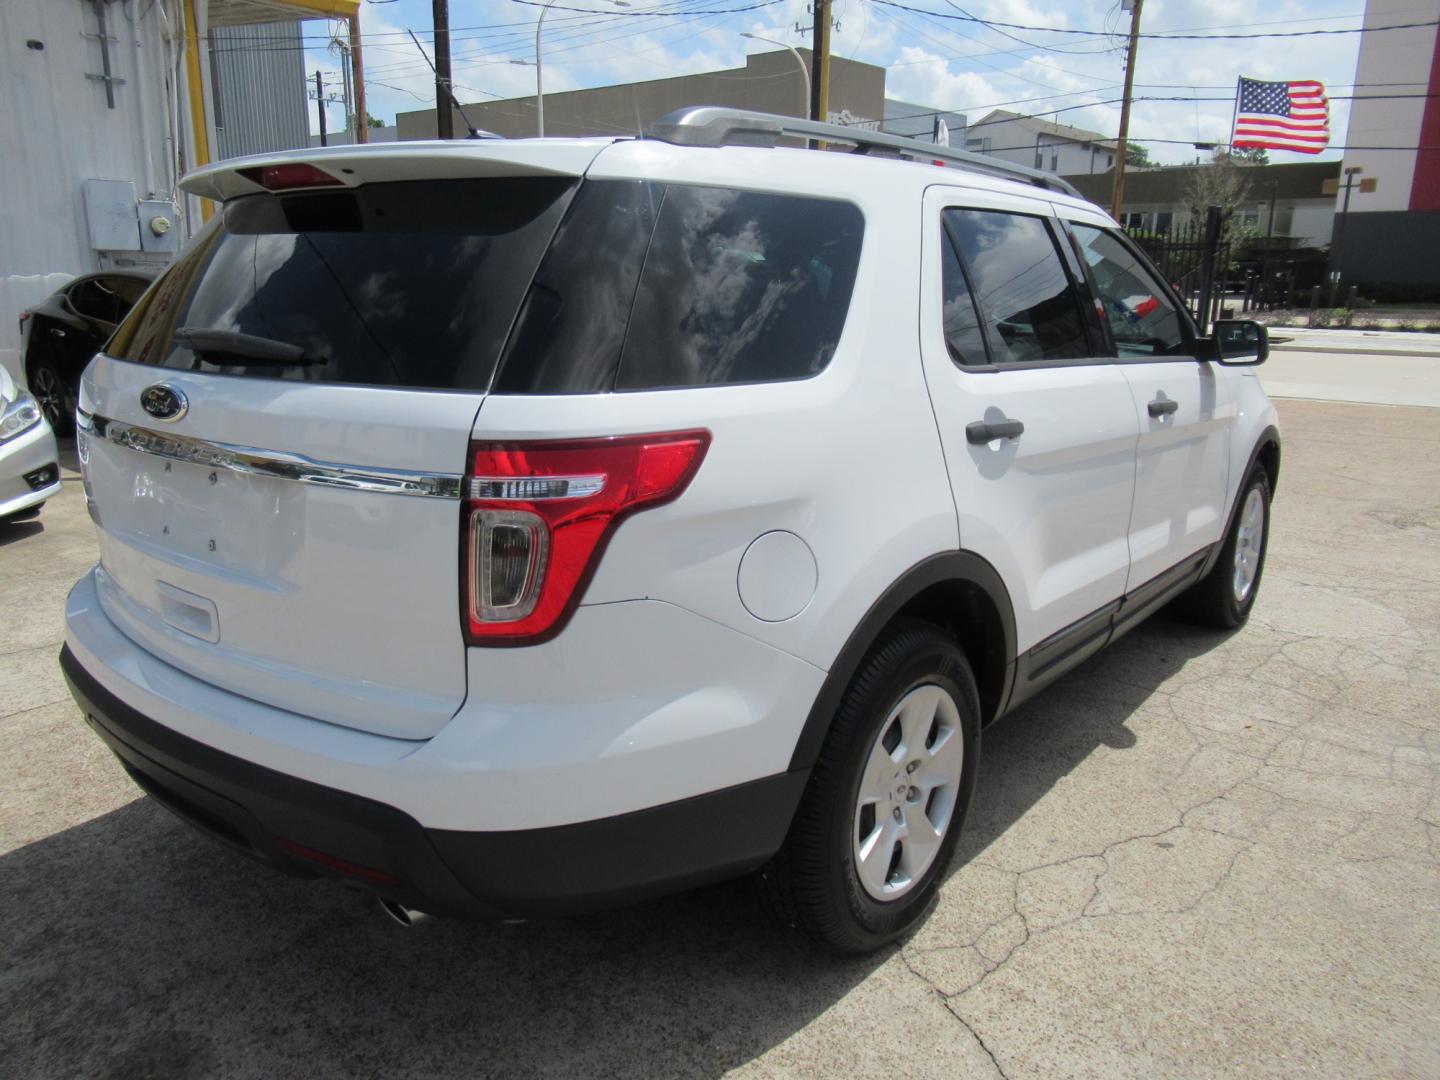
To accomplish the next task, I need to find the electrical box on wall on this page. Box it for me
[138,200,180,253]
[83,179,141,251]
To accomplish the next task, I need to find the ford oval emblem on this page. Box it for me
[141,384,187,422]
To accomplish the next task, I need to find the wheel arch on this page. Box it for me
[787,552,1017,773]
[1254,429,1281,494]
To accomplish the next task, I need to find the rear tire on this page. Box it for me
[1179,467,1271,628]
[761,619,981,953]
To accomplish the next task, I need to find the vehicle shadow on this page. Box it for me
[0,612,1230,1078]
[0,519,44,547]
[954,609,1235,867]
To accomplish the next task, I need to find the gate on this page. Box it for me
[1123,205,1230,331]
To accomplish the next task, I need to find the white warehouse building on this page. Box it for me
[0,0,364,386]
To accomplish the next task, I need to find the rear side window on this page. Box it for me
[495,183,864,393]
[942,209,1089,365]
[615,186,863,390]
[109,178,576,390]
[494,180,662,394]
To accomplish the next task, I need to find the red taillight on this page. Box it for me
[462,430,711,645]
[237,162,344,191]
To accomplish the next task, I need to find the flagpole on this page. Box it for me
[1229,76,1243,154]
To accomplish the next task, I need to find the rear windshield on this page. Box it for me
[109,178,577,390]
[111,176,863,394]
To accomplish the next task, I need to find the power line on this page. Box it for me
[878,91,1440,130]
[868,1,1436,41]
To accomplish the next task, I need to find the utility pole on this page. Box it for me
[315,70,328,147]
[433,0,454,139]
[809,0,831,124]
[349,11,368,144]
[1109,0,1143,219]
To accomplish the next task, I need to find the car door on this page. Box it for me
[919,186,1139,685]
[1061,214,1232,594]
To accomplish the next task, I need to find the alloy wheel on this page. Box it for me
[852,684,963,901]
[1232,487,1265,604]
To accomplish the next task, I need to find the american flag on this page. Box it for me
[1232,77,1330,154]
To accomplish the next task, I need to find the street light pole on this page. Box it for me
[536,0,628,136]
[741,32,808,117]
[535,0,557,137]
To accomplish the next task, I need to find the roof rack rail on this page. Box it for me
[646,106,1084,200]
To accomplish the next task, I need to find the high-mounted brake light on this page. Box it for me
[462,431,711,645]
[237,163,344,192]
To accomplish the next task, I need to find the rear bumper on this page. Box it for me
[61,643,809,918]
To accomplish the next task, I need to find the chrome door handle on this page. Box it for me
[966,419,1025,444]
[1148,398,1179,417]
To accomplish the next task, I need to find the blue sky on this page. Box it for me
[299,0,1376,164]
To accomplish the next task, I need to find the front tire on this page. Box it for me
[762,620,981,953]
[28,358,73,436]
[1180,467,1272,628]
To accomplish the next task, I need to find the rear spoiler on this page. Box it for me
[180,139,616,203]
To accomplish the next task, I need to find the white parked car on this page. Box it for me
[61,109,1278,951]
[0,364,61,523]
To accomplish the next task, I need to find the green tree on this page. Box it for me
[1183,150,1262,260]
[1229,145,1269,165]
[1125,142,1155,168]
[367,113,387,128]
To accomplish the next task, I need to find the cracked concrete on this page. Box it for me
[2,398,1438,1079]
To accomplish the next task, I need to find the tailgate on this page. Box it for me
[78,163,591,739]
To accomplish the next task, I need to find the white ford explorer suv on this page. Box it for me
[61,108,1278,952]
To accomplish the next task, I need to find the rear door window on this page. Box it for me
[109,178,577,390]
[942,208,1090,365]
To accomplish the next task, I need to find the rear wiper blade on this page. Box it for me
[173,327,320,366]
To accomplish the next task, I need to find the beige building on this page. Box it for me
[396,49,885,141]
[966,110,1117,176]
[1064,160,1341,248]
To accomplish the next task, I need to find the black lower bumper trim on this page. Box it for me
[59,644,808,919]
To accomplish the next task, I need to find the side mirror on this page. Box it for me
[1211,319,1269,366]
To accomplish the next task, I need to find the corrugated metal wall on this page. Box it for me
[0,0,176,382]
[210,22,309,160]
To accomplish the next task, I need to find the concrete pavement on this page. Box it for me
[1259,328,1440,408]
[2,399,1438,1078]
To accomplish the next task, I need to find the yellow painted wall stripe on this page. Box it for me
[266,0,360,16]
[184,0,214,221]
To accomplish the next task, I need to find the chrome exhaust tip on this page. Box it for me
[378,897,432,928]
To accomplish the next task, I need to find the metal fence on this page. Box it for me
[1123,206,1230,331]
